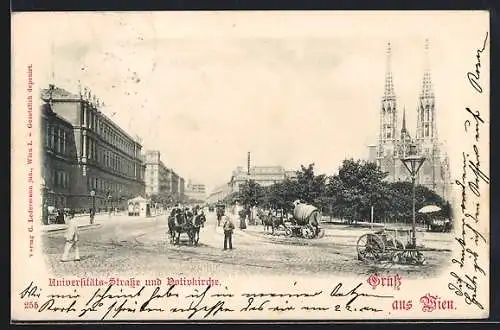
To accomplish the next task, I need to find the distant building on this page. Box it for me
[229,165,288,193]
[185,180,206,202]
[179,177,185,201]
[144,150,171,197]
[207,183,232,203]
[40,84,146,211]
[368,41,451,200]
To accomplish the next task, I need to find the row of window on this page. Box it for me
[86,176,126,196]
[44,122,70,156]
[85,136,140,178]
[83,107,139,158]
[46,169,70,189]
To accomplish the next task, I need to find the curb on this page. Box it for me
[42,223,102,233]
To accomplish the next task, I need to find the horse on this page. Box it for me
[191,212,206,245]
[257,209,285,235]
[216,206,225,227]
[168,211,195,245]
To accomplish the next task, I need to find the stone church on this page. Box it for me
[367,40,451,201]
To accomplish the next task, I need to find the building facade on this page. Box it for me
[144,150,171,197]
[40,85,146,211]
[229,165,288,193]
[368,41,451,200]
[207,183,232,204]
[41,103,77,210]
[185,180,206,202]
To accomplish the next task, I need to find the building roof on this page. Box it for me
[40,86,80,101]
[40,85,144,147]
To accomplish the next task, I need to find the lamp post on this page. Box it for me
[400,144,426,248]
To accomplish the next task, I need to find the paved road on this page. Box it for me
[42,211,453,278]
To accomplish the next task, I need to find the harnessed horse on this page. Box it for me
[191,212,206,245]
[167,210,195,245]
[257,209,285,235]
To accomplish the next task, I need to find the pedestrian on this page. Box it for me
[61,209,80,262]
[89,207,95,224]
[223,215,235,250]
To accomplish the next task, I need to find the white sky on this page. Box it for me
[17,11,489,193]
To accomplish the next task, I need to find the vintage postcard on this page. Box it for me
[11,11,490,321]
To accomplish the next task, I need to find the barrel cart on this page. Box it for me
[356,227,426,265]
[285,203,325,239]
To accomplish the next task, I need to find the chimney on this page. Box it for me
[247,152,251,175]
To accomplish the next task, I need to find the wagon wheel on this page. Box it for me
[357,233,385,262]
[316,227,325,239]
[284,227,293,237]
[301,226,315,239]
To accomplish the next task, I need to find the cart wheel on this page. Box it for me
[301,227,315,239]
[357,233,385,262]
[391,251,403,263]
[285,227,293,237]
[316,228,325,239]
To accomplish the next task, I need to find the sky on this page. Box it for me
[18,11,489,193]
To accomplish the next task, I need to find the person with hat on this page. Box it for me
[222,215,235,250]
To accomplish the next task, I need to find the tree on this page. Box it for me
[238,180,264,208]
[295,163,327,204]
[326,159,389,223]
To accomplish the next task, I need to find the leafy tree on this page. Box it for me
[295,163,327,204]
[326,159,388,223]
[238,180,264,208]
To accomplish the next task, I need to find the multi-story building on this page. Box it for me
[207,183,232,204]
[41,102,77,211]
[168,170,180,199]
[185,180,206,202]
[144,150,171,197]
[367,40,451,200]
[179,177,185,201]
[229,165,288,193]
[40,84,146,211]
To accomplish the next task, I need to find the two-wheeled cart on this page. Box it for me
[356,227,426,265]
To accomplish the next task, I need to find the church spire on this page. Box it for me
[384,42,396,100]
[416,38,437,142]
[379,41,398,153]
[402,107,407,132]
[419,39,434,99]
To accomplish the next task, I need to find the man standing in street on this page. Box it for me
[61,209,80,262]
[223,215,235,250]
[89,207,95,225]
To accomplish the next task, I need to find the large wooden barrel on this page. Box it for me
[293,204,318,226]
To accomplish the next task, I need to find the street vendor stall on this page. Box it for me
[127,196,152,217]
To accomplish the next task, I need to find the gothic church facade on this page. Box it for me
[368,40,451,201]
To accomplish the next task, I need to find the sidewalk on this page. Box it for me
[41,212,166,233]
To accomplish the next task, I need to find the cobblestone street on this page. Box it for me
[42,211,454,279]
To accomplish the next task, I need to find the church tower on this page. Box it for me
[377,42,399,180]
[416,39,437,144]
[414,39,447,195]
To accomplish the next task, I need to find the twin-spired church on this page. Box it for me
[367,40,451,201]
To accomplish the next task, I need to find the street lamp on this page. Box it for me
[400,144,426,249]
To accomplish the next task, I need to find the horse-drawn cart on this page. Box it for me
[356,227,426,265]
[285,202,325,239]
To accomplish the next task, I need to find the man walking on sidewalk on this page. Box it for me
[223,216,235,250]
[61,209,80,262]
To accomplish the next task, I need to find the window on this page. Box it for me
[45,124,50,148]
[62,131,67,155]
